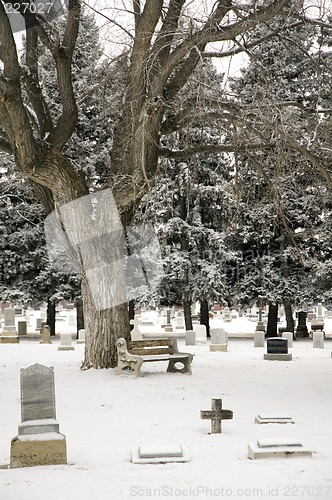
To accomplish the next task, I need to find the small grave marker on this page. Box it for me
[130,316,142,341]
[255,414,295,424]
[201,398,233,434]
[131,445,190,464]
[248,438,312,459]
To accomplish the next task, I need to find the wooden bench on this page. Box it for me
[115,337,193,377]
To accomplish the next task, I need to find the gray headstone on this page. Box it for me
[20,363,56,423]
[3,307,17,332]
[18,321,27,336]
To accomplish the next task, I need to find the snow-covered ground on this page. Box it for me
[1,329,332,500]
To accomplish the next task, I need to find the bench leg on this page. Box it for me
[167,357,192,374]
[116,357,144,377]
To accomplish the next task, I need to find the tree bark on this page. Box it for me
[81,276,130,369]
[265,303,278,338]
[184,301,193,331]
[76,297,84,337]
[46,298,56,336]
[200,298,210,337]
[283,298,295,335]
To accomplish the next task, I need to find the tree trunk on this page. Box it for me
[200,298,210,336]
[184,301,193,331]
[129,299,135,330]
[80,276,130,369]
[46,298,56,336]
[76,297,84,337]
[283,298,295,335]
[265,303,278,338]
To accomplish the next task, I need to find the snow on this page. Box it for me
[1,323,332,500]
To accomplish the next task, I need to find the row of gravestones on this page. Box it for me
[0,307,77,343]
[7,364,313,468]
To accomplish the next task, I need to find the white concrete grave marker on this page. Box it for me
[255,414,295,424]
[195,324,207,344]
[248,438,313,459]
[131,445,190,464]
[254,330,265,347]
[77,329,86,344]
[210,328,227,351]
[282,331,293,348]
[0,307,19,343]
[313,331,324,349]
[130,315,143,341]
[58,332,74,351]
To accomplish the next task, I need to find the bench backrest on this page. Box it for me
[128,338,175,356]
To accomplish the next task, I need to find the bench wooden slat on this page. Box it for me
[128,338,173,348]
[129,347,173,356]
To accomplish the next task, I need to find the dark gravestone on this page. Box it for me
[267,337,288,354]
[264,337,292,361]
[296,311,309,338]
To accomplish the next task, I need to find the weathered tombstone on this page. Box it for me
[10,363,67,468]
[313,331,324,349]
[201,398,233,434]
[316,302,324,322]
[255,308,266,332]
[254,330,265,348]
[264,337,292,361]
[77,328,86,344]
[223,307,232,322]
[68,314,76,329]
[36,317,43,331]
[175,316,184,330]
[248,438,312,459]
[0,307,19,343]
[130,315,143,341]
[17,321,27,336]
[185,330,196,346]
[195,324,207,344]
[231,309,238,319]
[209,328,227,352]
[131,445,190,464]
[58,332,75,351]
[40,325,52,344]
[282,331,293,348]
[164,309,173,332]
[296,311,308,338]
[3,307,17,332]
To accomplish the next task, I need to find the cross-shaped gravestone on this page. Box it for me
[130,315,142,341]
[201,398,233,434]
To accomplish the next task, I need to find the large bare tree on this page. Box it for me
[0,0,319,368]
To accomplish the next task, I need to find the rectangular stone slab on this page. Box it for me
[264,353,292,361]
[139,445,183,458]
[255,415,295,424]
[248,441,312,460]
[132,445,190,464]
[257,438,303,448]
